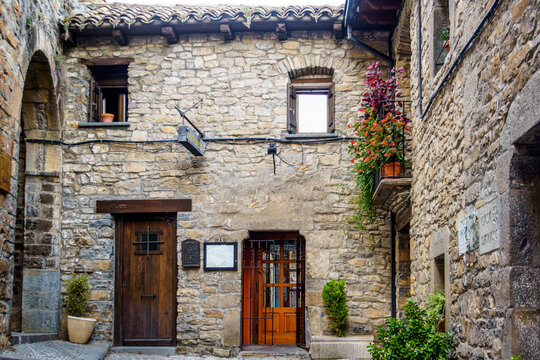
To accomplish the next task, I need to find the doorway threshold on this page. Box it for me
[109,346,176,356]
[240,345,310,358]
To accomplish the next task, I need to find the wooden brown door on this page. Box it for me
[242,232,305,346]
[115,214,176,346]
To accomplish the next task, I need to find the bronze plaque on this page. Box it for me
[0,149,11,194]
[182,239,200,268]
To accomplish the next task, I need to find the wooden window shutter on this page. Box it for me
[327,83,335,133]
[287,83,297,133]
[89,75,101,122]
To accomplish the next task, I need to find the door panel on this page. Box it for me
[115,214,176,346]
[242,234,305,346]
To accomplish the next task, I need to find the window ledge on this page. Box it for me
[78,122,131,128]
[283,133,339,140]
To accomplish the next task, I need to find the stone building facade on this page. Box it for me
[0,1,401,357]
[382,0,540,358]
[1,0,538,358]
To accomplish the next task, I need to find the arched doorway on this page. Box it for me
[12,51,62,333]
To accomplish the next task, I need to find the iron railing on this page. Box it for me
[372,100,412,193]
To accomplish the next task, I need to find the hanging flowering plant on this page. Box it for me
[348,62,410,223]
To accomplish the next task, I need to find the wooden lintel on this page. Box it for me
[112,29,127,46]
[396,206,411,231]
[161,26,178,44]
[220,24,233,41]
[96,199,192,213]
[81,57,134,66]
[333,22,344,39]
[275,23,287,41]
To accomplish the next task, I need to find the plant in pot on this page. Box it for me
[348,62,409,223]
[441,26,450,54]
[322,279,349,337]
[65,273,95,344]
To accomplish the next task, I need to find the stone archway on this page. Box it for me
[13,51,62,334]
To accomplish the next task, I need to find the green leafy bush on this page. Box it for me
[368,298,452,360]
[322,279,349,337]
[64,273,92,317]
[426,290,446,325]
[510,356,521,360]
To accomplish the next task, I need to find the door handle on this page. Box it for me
[141,294,156,299]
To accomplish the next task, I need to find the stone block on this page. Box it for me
[40,291,61,310]
[310,336,373,359]
[22,310,59,333]
[222,309,240,346]
[23,270,60,291]
[22,292,39,309]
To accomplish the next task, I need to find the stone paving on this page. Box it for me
[0,340,108,360]
[105,353,233,360]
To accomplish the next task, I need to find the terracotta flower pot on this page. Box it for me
[383,162,402,177]
[67,315,96,344]
[444,40,450,54]
[100,113,114,122]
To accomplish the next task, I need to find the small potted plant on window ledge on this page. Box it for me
[441,26,450,54]
[100,113,114,122]
[65,273,95,344]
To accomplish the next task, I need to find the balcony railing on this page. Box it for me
[372,100,412,205]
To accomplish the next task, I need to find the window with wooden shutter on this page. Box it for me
[84,60,130,123]
[287,78,335,134]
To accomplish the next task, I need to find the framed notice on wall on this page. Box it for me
[203,242,237,271]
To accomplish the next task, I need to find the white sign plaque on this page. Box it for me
[458,212,479,255]
[204,242,237,270]
[478,200,500,254]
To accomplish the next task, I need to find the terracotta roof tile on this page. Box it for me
[68,4,344,30]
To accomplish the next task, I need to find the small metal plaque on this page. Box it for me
[182,239,200,268]
[0,149,11,194]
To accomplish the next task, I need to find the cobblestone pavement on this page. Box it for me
[105,353,234,360]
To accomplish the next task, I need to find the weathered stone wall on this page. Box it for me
[0,0,88,335]
[404,0,539,358]
[60,30,393,353]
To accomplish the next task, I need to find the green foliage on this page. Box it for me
[441,26,450,42]
[348,62,409,226]
[425,290,446,325]
[510,356,521,360]
[55,54,66,64]
[367,298,452,360]
[322,279,349,337]
[64,273,91,317]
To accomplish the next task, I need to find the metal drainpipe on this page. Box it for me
[346,25,394,67]
[417,0,423,116]
[390,211,397,318]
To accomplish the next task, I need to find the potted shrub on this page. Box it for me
[441,26,450,54]
[322,279,349,336]
[348,62,409,223]
[64,273,95,344]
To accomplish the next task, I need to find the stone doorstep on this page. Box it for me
[109,346,176,356]
[10,333,58,345]
[239,345,310,359]
[309,336,373,360]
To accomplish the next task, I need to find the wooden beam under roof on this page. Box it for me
[112,29,127,45]
[161,26,178,44]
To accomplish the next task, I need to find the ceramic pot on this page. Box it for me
[100,113,114,122]
[67,315,96,344]
[383,162,402,177]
